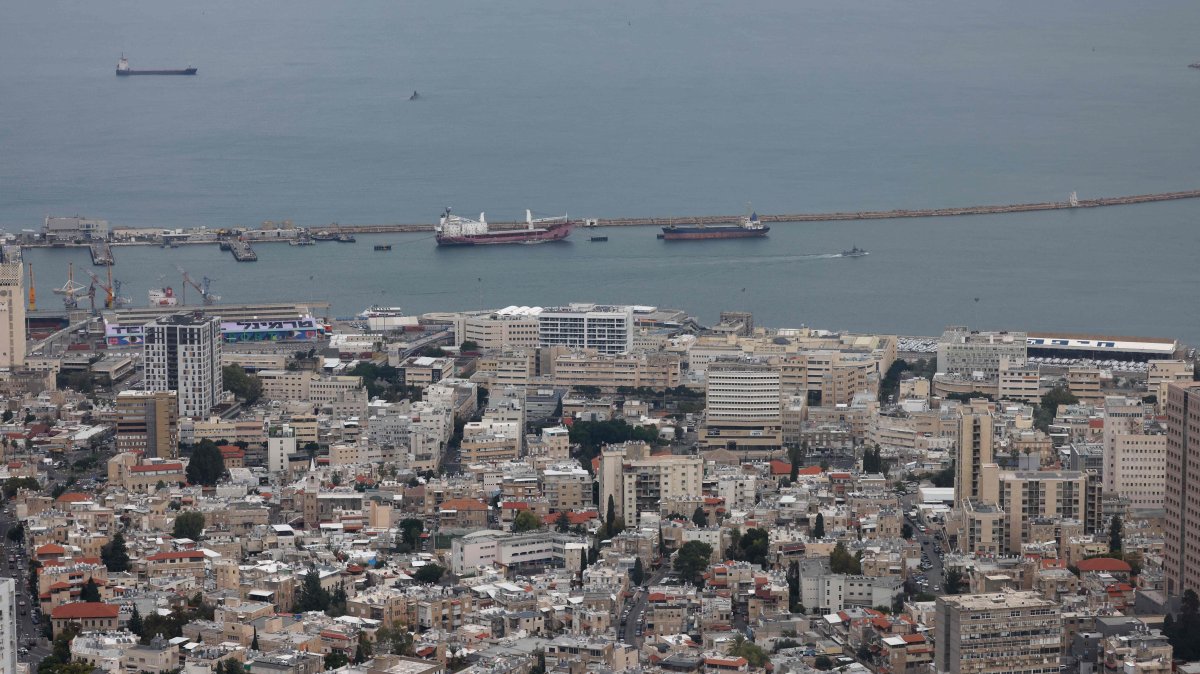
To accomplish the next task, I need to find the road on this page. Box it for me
[901,496,947,596]
[621,567,669,646]
[0,507,50,665]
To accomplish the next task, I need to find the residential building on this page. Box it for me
[551,351,681,390]
[51,602,121,637]
[597,442,702,525]
[460,309,541,351]
[1165,382,1200,596]
[397,356,455,387]
[114,390,179,459]
[934,590,1061,674]
[996,470,1093,554]
[143,313,222,418]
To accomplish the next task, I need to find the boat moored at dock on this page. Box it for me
[435,208,574,246]
[661,210,768,241]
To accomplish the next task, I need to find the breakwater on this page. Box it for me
[328,188,1200,232]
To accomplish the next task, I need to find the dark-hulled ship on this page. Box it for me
[661,211,768,241]
[116,55,197,76]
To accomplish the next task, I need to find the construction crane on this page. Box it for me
[51,262,87,310]
[177,265,220,305]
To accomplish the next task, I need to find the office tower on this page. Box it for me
[0,250,25,369]
[702,359,782,452]
[935,590,1061,674]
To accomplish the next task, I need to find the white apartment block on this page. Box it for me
[598,442,703,525]
[702,360,782,451]
[537,304,634,355]
[143,313,222,418]
[459,308,541,351]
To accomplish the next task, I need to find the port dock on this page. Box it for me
[89,241,114,265]
[228,240,258,261]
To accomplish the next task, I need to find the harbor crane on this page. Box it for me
[177,265,220,305]
[85,267,129,310]
[51,263,87,310]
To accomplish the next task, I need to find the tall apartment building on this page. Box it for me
[143,313,222,418]
[997,470,1095,554]
[598,442,703,525]
[956,401,998,507]
[779,351,877,407]
[0,250,25,369]
[934,590,1061,674]
[1098,396,1166,511]
[537,304,634,355]
[937,327,1027,376]
[0,578,16,674]
[114,390,179,459]
[267,424,297,474]
[1165,382,1200,596]
[702,360,782,452]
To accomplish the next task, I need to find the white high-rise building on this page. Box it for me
[0,250,25,369]
[267,424,297,474]
[537,304,634,354]
[0,578,17,674]
[701,359,782,451]
[143,313,222,418]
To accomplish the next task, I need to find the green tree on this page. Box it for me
[222,365,263,405]
[732,528,770,568]
[812,513,825,539]
[398,518,424,551]
[554,511,571,533]
[52,625,79,662]
[787,560,802,613]
[101,531,131,572]
[172,511,206,540]
[6,522,24,543]
[513,510,542,532]
[605,495,617,535]
[728,635,769,668]
[354,640,370,664]
[3,476,40,498]
[459,341,480,352]
[128,605,144,637]
[674,540,713,587]
[901,522,913,540]
[294,569,332,613]
[1035,386,1079,432]
[323,652,348,670]
[80,577,101,602]
[944,568,965,595]
[631,557,645,586]
[413,564,445,584]
[830,542,861,574]
[814,655,834,670]
[185,439,226,486]
[1108,515,1123,555]
[250,628,259,651]
[1165,589,1200,661]
[691,506,708,527]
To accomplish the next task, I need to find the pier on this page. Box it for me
[89,240,114,265]
[228,240,258,261]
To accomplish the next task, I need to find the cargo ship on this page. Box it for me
[661,211,768,241]
[435,208,574,246]
[116,55,197,76]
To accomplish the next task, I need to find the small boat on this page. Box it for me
[410,90,420,100]
[337,233,356,243]
[374,244,392,251]
[1190,63,1200,69]
[589,236,608,242]
[842,246,868,258]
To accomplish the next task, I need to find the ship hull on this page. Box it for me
[436,221,574,246]
[117,68,197,76]
[661,225,770,241]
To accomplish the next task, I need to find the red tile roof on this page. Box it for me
[36,543,66,555]
[500,502,530,511]
[439,498,488,511]
[146,551,205,562]
[130,463,184,473]
[51,602,120,619]
[769,460,792,476]
[798,465,824,476]
[1076,557,1131,573]
[56,493,90,503]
